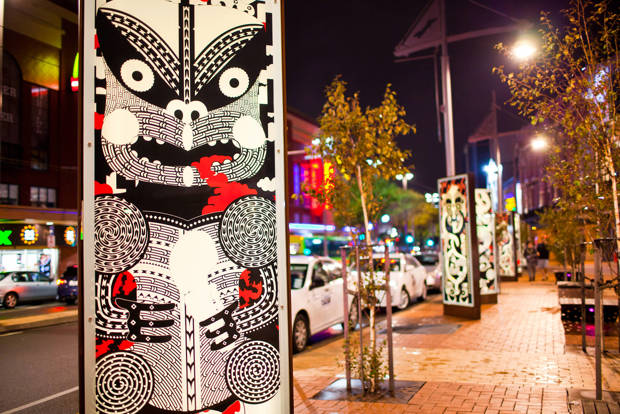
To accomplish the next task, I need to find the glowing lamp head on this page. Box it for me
[531,135,548,151]
[512,40,537,61]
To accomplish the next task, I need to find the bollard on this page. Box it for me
[355,244,364,395]
[340,247,351,393]
[383,245,395,396]
[579,242,587,354]
[594,242,602,400]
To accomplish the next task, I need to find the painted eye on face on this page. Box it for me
[218,67,249,98]
[120,59,155,92]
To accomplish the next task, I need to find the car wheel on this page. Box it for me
[418,283,428,302]
[292,313,309,353]
[396,288,410,310]
[3,293,18,309]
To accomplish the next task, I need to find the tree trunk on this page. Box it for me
[356,165,378,393]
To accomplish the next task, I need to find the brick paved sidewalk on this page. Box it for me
[292,276,620,413]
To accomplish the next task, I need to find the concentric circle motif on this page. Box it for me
[219,196,276,268]
[225,340,280,403]
[95,351,154,414]
[95,196,148,274]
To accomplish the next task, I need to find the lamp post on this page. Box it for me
[395,172,414,190]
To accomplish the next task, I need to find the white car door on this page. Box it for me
[307,261,333,334]
[323,259,345,326]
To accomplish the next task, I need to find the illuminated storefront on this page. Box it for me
[0,222,78,278]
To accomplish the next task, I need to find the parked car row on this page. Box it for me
[0,265,79,309]
[1,253,443,354]
[290,252,441,352]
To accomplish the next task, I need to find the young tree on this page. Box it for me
[305,76,414,392]
[494,0,618,250]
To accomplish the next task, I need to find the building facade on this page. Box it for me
[0,0,79,277]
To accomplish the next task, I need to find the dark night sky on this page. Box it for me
[284,0,568,193]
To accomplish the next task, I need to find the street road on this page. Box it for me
[0,323,78,414]
[0,302,76,322]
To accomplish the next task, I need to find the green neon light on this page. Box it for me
[0,230,12,246]
[72,53,79,79]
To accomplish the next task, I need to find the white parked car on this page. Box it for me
[371,253,427,310]
[290,255,358,353]
[417,252,442,292]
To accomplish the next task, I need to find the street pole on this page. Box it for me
[491,91,503,213]
[439,0,455,177]
[594,242,602,400]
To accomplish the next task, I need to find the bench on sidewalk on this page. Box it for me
[558,282,619,332]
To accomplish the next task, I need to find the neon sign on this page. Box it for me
[0,230,12,246]
[71,53,79,92]
[64,226,77,246]
[20,225,38,245]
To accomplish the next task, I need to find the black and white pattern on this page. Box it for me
[90,0,283,412]
[438,176,477,306]
[225,340,280,403]
[95,195,149,274]
[475,189,497,294]
[96,351,154,414]
[220,196,276,268]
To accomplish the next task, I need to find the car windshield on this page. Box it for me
[372,258,401,272]
[417,254,438,266]
[290,264,308,290]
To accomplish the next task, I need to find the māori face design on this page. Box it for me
[97,0,269,187]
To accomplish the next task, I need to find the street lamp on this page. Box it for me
[530,135,548,151]
[511,39,537,61]
[395,172,414,190]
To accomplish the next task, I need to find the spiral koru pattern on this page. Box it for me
[226,340,280,403]
[96,351,154,414]
[219,196,276,268]
[95,196,148,273]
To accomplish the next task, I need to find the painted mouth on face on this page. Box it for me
[131,135,241,167]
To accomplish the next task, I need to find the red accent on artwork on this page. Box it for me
[95,35,99,49]
[238,269,263,309]
[276,324,279,330]
[112,271,137,297]
[222,400,241,414]
[192,155,232,186]
[96,339,114,358]
[263,22,267,31]
[95,112,104,130]
[118,340,134,351]
[95,181,113,195]
[192,156,258,214]
[203,183,257,215]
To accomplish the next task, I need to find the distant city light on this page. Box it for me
[380,214,390,223]
[311,238,323,245]
[405,234,414,244]
[389,227,399,238]
[303,248,312,256]
[395,174,403,180]
[483,159,499,174]
[289,223,336,232]
[512,40,537,60]
[531,135,548,151]
[426,239,435,247]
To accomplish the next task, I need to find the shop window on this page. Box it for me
[30,186,56,207]
[30,86,50,170]
[0,184,19,205]
[1,52,22,168]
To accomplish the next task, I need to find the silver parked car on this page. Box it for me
[0,271,57,308]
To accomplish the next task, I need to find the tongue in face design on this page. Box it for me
[97,0,270,188]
